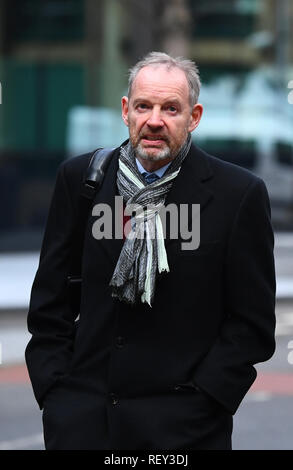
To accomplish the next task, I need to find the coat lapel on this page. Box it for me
[163,143,214,246]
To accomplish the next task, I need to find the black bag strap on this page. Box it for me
[67,147,114,308]
[81,147,115,199]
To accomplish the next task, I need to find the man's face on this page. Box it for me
[121,65,203,168]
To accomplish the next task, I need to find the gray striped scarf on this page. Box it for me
[109,134,191,306]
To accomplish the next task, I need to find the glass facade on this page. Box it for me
[6,0,84,42]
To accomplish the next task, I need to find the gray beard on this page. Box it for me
[135,142,171,162]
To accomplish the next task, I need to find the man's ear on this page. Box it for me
[121,96,129,126]
[188,103,203,133]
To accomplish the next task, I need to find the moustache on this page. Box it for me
[139,134,169,143]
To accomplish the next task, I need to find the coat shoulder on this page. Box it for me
[195,144,263,192]
[52,152,97,212]
[60,152,93,182]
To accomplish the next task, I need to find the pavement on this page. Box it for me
[0,231,292,366]
[0,232,292,450]
[1,300,293,450]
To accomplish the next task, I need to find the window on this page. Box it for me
[7,0,84,42]
[276,142,293,167]
[188,0,258,39]
[198,138,257,170]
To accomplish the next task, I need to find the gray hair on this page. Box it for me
[127,51,201,107]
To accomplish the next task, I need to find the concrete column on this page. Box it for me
[0,0,5,55]
[160,0,191,57]
[84,0,104,107]
[99,0,128,109]
[275,0,291,86]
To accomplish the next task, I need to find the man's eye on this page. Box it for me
[168,106,177,113]
[137,103,148,110]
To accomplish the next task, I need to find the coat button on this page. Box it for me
[110,393,118,405]
[116,336,125,348]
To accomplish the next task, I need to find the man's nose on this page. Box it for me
[147,108,164,128]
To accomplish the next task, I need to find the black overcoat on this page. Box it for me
[25,143,276,449]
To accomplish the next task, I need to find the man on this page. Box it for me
[25,52,276,450]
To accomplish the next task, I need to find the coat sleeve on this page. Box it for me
[193,178,276,415]
[25,159,81,409]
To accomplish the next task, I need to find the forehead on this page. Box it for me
[131,65,189,102]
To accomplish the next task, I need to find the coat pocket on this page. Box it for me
[173,381,222,413]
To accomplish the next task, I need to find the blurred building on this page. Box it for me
[0,0,292,253]
[187,0,293,229]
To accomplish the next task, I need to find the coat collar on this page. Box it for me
[90,142,214,263]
